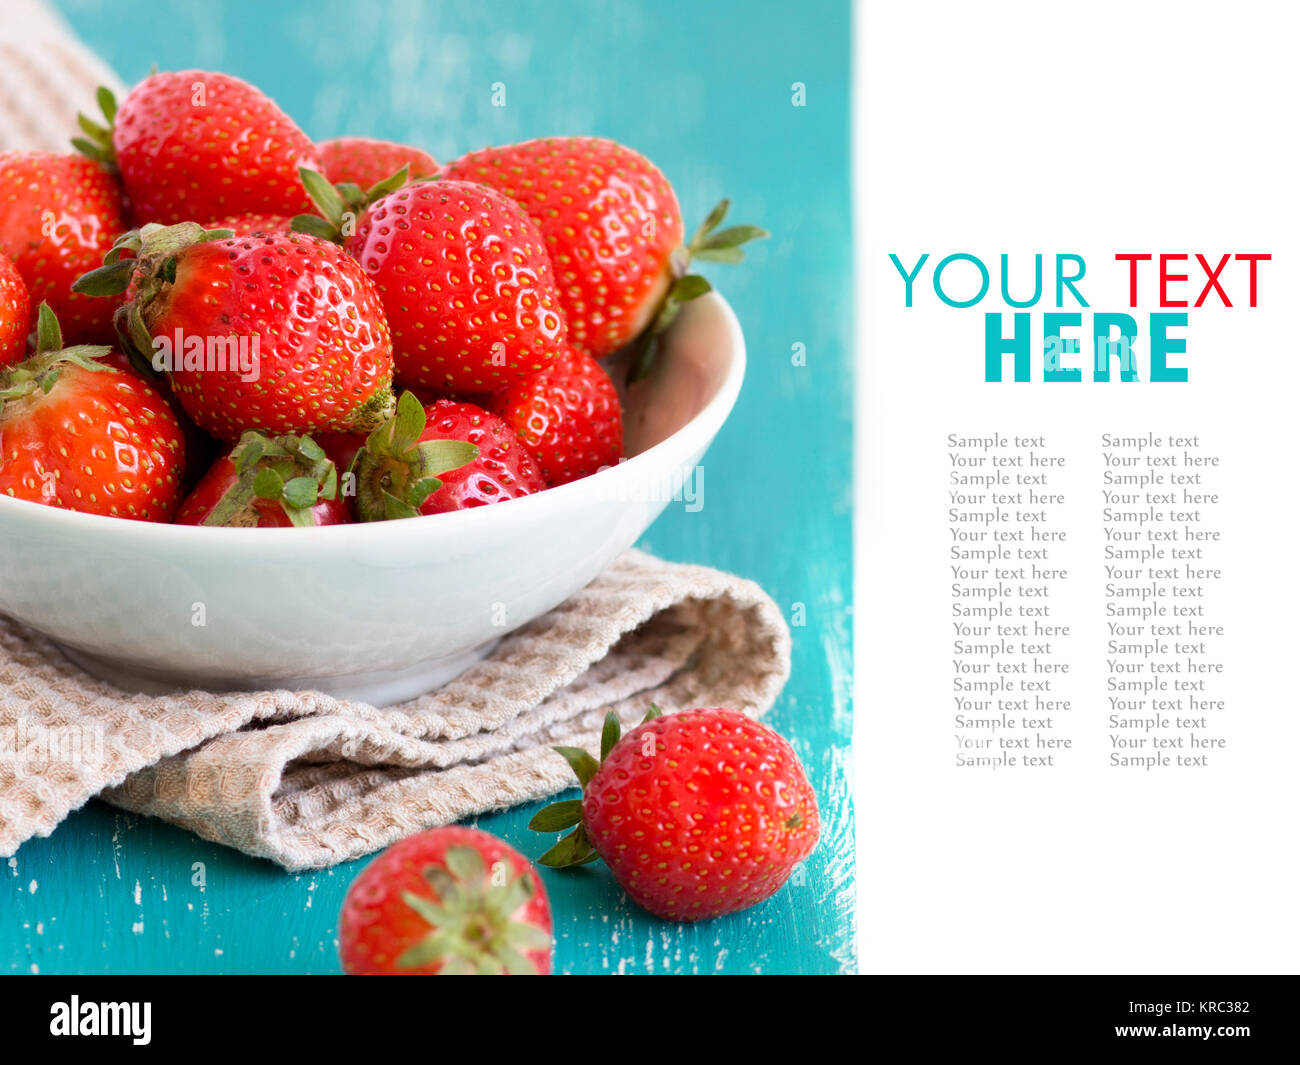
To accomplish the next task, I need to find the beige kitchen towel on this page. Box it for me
[0,0,126,153]
[0,550,791,870]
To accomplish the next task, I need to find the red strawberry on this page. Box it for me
[318,137,436,190]
[0,252,31,366]
[338,826,553,976]
[298,175,567,393]
[488,345,622,485]
[206,211,295,237]
[353,393,542,520]
[441,138,766,372]
[176,431,350,527]
[77,72,321,226]
[532,707,820,922]
[74,223,396,443]
[96,344,219,492]
[0,152,129,345]
[0,304,186,521]
[441,138,678,358]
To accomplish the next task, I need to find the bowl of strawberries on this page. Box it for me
[0,70,760,704]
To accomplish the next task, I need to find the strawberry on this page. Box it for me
[338,826,553,975]
[0,151,129,345]
[206,211,295,237]
[317,137,437,190]
[0,304,186,521]
[0,252,31,367]
[353,393,543,520]
[439,137,766,369]
[296,175,567,393]
[76,73,321,226]
[74,222,396,442]
[531,707,820,922]
[487,345,622,485]
[176,431,350,527]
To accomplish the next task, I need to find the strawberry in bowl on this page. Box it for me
[74,223,397,441]
[0,304,186,522]
[0,150,129,346]
[317,136,437,190]
[298,174,568,394]
[176,431,353,528]
[353,394,541,520]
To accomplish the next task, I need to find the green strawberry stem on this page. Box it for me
[290,165,412,244]
[530,704,664,869]
[626,200,768,383]
[0,304,111,418]
[72,222,235,382]
[352,391,479,521]
[397,845,549,975]
[71,86,118,168]
[203,431,340,528]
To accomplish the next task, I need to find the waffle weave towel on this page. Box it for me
[0,550,790,869]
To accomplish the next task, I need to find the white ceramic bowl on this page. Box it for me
[0,293,745,705]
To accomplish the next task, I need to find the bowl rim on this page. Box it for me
[0,292,746,551]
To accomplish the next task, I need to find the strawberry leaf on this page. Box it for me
[537,826,595,869]
[689,198,730,245]
[552,746,600,788]
[600,712,621,761]
[364,164,411,200]
[697,224,769,251]
[281,476,319,510]
[251,468,284,501]
[443,845,485,885]
[527,799,583,832]
[389,390,426,452]
[35,303,62,354]
[96,86,117,125]
[299,167,346,227]
[669,274,712,302]
[71,259,137,298]
[415,439,479,476]
[290,214,339,242]
[692,246,746,265]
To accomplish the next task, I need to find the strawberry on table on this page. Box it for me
[317,136,437,190]
[353,392,542,520]
[338,826,553,975]
[488,345,622,485]
[532,707,820,922]
[74,222,397,442]
[0,303,186,521]
[76,72,321,226]
[176,431,350,528]
[439,137,766,370]
[0,151,129,345]
[296,174,567,394]
[0,252,32,367]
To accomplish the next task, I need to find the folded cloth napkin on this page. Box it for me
[0,550,791,869]
[0,0,126,153]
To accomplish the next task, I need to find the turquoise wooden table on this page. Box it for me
[4,0,854,975]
